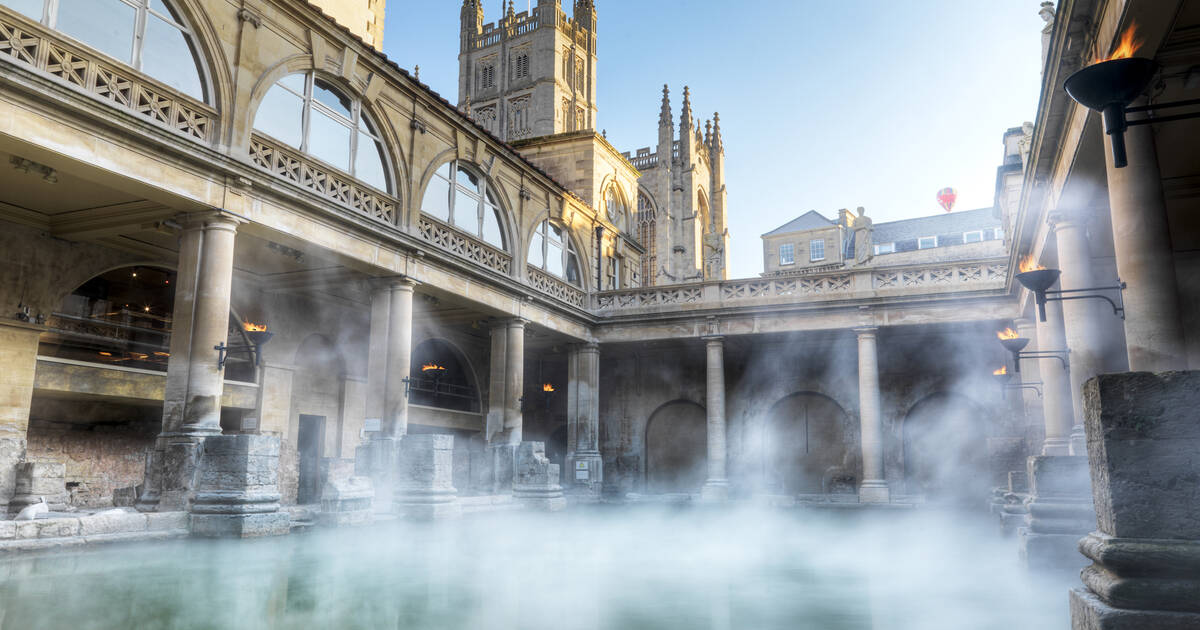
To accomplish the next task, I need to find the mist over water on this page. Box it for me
[0,506,1067,629]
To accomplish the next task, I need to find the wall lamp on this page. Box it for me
[215,322,273,369]
[1015,265,1125,323]
[992,367,1043,398]
[997,328,1069,373]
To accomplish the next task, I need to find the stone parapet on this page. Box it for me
[394,435,460,520]
[513,441,564,511]
[189,435,289,538]
[1071,371,1200,628]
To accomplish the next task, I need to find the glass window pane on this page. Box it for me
[149,0,172,18]
[278,73,306,95]
[482,206,503,248]
[308,108,352,171]
[547,242,564,276]
[141,14,204,101]
[456,166,479,191]
[0,0,45,21]
[528,230,544,268]
[565,251,581,285]
[548,223,564,244]
[422,173,450,221]
[454,188,478,231]
[438,161,452,180]
[57,0,135,64]
[313,79,352,119]
[355,130,388,192]
[253,84,304,149]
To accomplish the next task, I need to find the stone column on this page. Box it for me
[565,342,602,496]
[700,335,728,501]
[0,320,42,513]
[856,327,889,503]
[503,318,526,444]
[1035,299,1074,455]
[484,318,525,493]
[140,212,242,512]
[383,278,416,439]
[363,281,392,432]
[1103,118,1187,372]
[1071,371,1200,627]
[1014,317,1044,437]
[1051,211,1108,454]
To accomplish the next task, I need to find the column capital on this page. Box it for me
[853,326,879,337]
[570,341,600,353]
[177,210,246,232]
[1047,209,1087,231]
[702,335,724,345]
[368,275,418,292]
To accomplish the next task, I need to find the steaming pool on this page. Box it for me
[0,507,1067,629]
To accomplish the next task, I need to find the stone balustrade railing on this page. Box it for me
[628,153,658,170]
[249,135,397,225]
[527,265,586,309]
[594,260,1008,314]
[417,215,512,276]
[0,9,215,142]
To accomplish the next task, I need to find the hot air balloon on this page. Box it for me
[937,188,958,213]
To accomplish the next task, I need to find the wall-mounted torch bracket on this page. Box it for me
[1002,381,1044,398]
[1044,282,1126,320]
[215,342,264,370]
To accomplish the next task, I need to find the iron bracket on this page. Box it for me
[1045,282,1126,320]
[214,342,264,369]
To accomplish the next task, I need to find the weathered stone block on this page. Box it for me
[318,476,373,527]
[988,437,1027,487]
[1019,454,1095,571]
[356,437,401,514]
[1028,455,1092,499]
[1008,470,1029,494]
[514,441,565,511]
[35,517,80,538]
[1070,587,1200,630]
[189,435,287,538]
[1082,372,1200,540]
[9,460,69,514]
[190,512,291,538]
[395,435,460,520]
[0,520,15,540]
[146,511,189,531]
[79,510,147,536]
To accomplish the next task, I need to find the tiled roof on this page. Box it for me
[763,210,834,236]
[872,207,999,243]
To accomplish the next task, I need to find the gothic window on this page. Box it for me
[528,219,582,286]
[477,62,496,90]
[562,98,572,131]
[604,185,629,232]
[512,49,530,80]
[421,161,506,249]
[574,56,585,91]
[605,255,620,290]
[253,72,391,192]
[4,0,206,101]
[575,106,585,131]
[507,96,531,139]
[474,104,498,136]
[561,48,572,89]
[637,192,656,286]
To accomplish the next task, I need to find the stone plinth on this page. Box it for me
[318,476,373,527]
[395,434,460,520]
[189,435,290,538]
[1071,371,1200,629]
[513,442,564,511]
[355,437,401,515]
[8,461,69,515]
[1018,455,1095,571]
[486,442,517,494]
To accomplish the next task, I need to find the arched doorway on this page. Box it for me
[644,401,706,494]
[409,339,480,413]
[763,393,852,494]
[902,393,989,503]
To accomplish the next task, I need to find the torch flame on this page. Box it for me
[421,363,445,372]
[543,383,555,393]
[243,321,268,332]
[1095,22,1142,64]
[1018,255,1046,273]
[993,365,1008,376]
[997,327,1019,340]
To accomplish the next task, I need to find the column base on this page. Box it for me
[1070,587,1200,630]
[1018,529,1087,571]
[189,435,288,538]
[192,512,291,538]
[395,435,461,521]
[1069,425,1088,456]
[858,480,890,504]
[355,436,403,515]
[699,479,729,502]
[1043,437,1072,456]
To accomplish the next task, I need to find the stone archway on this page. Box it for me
[763,392,853,494]
[644,401,706,494]
[902,392,989,503]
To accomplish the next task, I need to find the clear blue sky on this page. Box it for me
[383,1,1045,278]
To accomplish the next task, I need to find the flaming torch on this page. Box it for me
[1015,255,1061,322]
[997,327,1031,373]
[992,365,1011,385]
[215,321,273,369]
[542,383,555,411]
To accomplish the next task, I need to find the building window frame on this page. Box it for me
[809,239,825,262]
[420,160,506,249]
[963,230,984,244]
[528,219,583,287]
[917,235,939,249]
[873,242,895,255]
[779,243,795,265]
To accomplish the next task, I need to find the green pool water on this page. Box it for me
[0,506,1069,630]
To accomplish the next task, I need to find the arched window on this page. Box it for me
[409,339,479,413]
[253,72,390,193]
[528,219,582,287]
[5,0,206,101]
[637,192,657,286]
[421,161,506,249]
[604,185,629,232]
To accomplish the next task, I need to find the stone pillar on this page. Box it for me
[383,279,416,439]
[565,342,602,497]
[190,434,290,538]
[1103,119,1187,372]
[0,320,42,513]
[1017,454,1095,571]
[855,327,889,503]
[503,318,526,444]
[1051,211,1108,454]
[514,441,565,511]
[394,434,460,520]
[700,335,728,501]
[1035,299,1075,455]
[1071,371,1200,628]
[140,212,242,512]
[1014,317,1044,441]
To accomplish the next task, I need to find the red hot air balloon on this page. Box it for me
[937,187,958,213]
